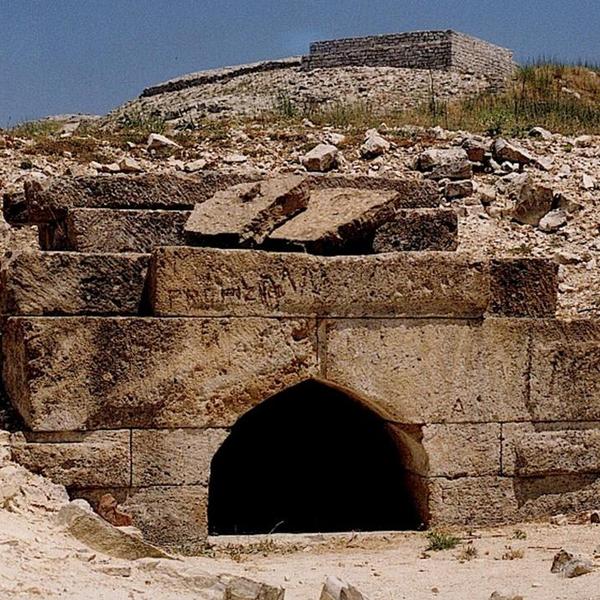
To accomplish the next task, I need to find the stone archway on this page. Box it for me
[208,379,428,536]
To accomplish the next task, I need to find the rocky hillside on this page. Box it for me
[111,60,500,128]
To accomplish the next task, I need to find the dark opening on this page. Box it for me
[208,380,422,535]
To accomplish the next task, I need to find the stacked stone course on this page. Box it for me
[1,172,599,550]
[302,30,515,80]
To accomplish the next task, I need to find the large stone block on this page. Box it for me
[266,187,409,254]
[325,318,531,424]
[150,247,490,318]
[76,485,209,547]
[123,485,209,546]
[3,317,318,431]
[489,259,558,317]
[66,208,190,253]
[429,473,600,526]
[1,251,149,315]
[529,320,600,421]
[513,473,600,519]
[420,423,502,477]
[185,176,310,246]
[132,428,228,486]
[372,209,458,252]
[10,430,130,488]
[428,476,518,526]
[503,423,600,476]
[4,172,256,224]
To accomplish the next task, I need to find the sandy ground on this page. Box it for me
[194,525,600,600]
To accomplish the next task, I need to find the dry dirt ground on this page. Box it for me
[203,526,600,600]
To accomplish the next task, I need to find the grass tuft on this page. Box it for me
[426,529,461,551]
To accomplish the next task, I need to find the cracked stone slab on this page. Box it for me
[184,176,310,246]
[266,187,408,254]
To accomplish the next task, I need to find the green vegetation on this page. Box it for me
[425,529,461,551]
[272,61,600,136]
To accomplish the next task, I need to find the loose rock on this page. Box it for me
[551,549,594,578]
[360,130,390,159]
[320,575,369,600]
[417,148,472,180]
[302,143,339,172]
[539,209,567,233]
[147,133,181,150]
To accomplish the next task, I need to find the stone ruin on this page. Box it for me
[1,172,599,549]
[141,30,514,98]
[302,30,515,79]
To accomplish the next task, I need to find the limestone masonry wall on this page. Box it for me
[302,30,515,79]
[2,173,598,551]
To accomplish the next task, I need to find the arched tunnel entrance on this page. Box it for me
[208,380,426,536]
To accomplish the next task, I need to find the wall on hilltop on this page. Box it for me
[302,30,515,79]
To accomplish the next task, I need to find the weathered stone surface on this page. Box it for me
[422,424,501,477]
[444,179,474,200]
[185,176,310,246]
[360,130,390,159]
[417,148,472,180]
[320,576,369,600]
[122,485,208,546]
[489,258,558,317]
[66,208,190,253]
[462,137,488,162]
[325,318,530,424]
[4,172,257,223]
[515,473,600,519]
[302,144,338,172]
[3,316,318,430]
[428,476,518,525]
[150,247,490,318]
[58,500,171,559]
[147,133,181,150]
[218,575,285,600]
[10,431,130,488]
[132,428,228,486]
[1,251,149,315]
[267,187,409,254]
[371,209,458,252]
[551,550,594,578]
[508,174,554,226]
[529,320,600,421]
[493,138,539,166]
[502,424,600,477]
[307,176,440,208]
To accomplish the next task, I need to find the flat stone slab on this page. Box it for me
[266,187,407,254]
[10,431,130,488]
[4,172,257,224]
[3,317,318,431]
[306,176,440,209]
[1,251,149,315]
[372,209,458,252]
[150,247,491,318]
[185,176,310,246]
[66,208,190,253]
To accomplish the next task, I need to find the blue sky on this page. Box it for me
[1,0,599,125]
